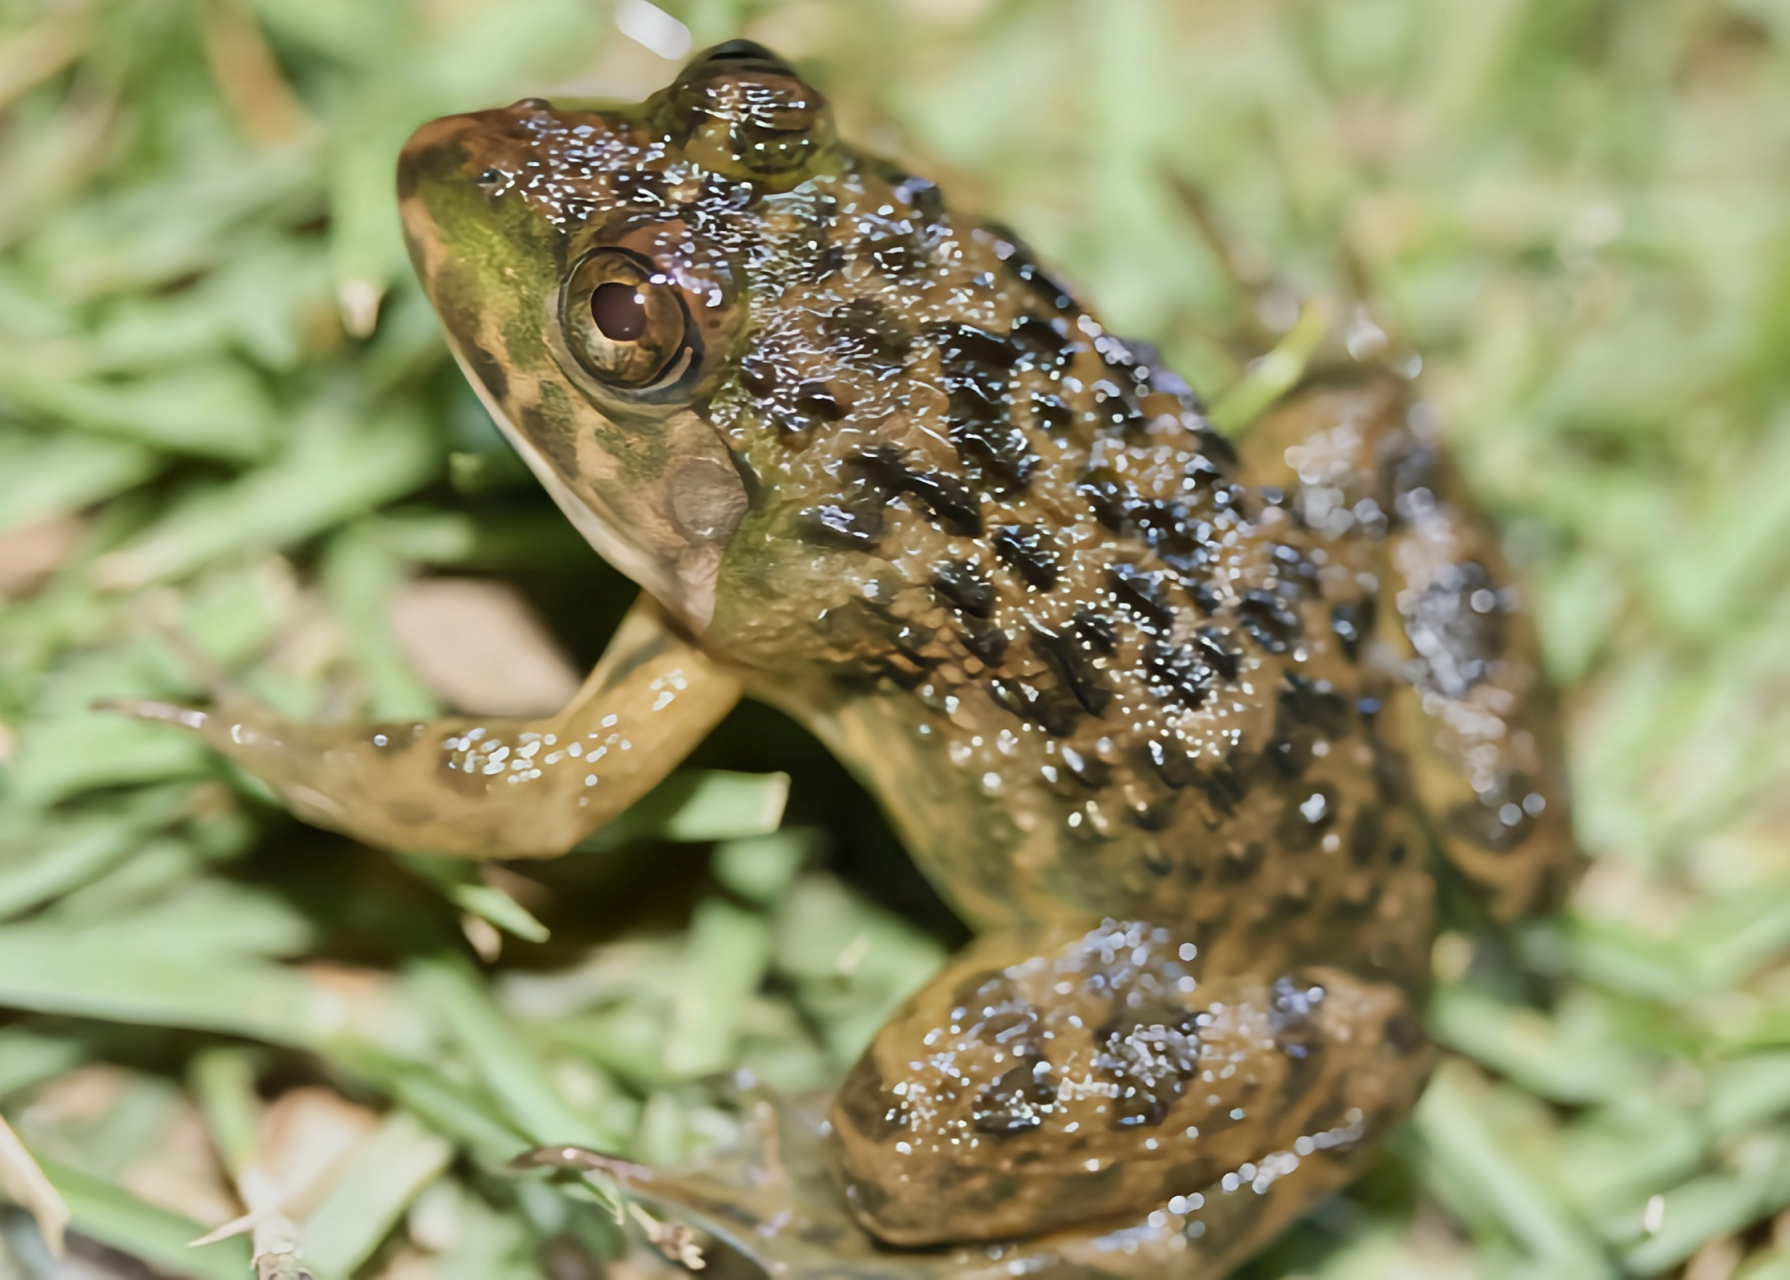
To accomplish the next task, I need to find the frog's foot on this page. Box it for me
[102,593,740,858]
[512,1103,958,1279]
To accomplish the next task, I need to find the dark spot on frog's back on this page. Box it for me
[1348,805,1384,867]
[1097,1013,1200,1129]
[794,380,846,421]
[1447,781,1537,853]
[987,224,1075,311]
[1012,314,1071,361]
[1217,840,1267,884]
[1029,391,1073,431]
[855,447,982,535]
[1108,564,1175,629]
[1059,744,1110,789]
[1146,738,1199,789]
[958,616,1009,664]
[1196,627,1240,680]
[990,677,1082,737]
[934,322,1021,371]
[889,170,944,225]
[799,502,881,549]
[822,297,911,367]
[1268,975,1326,1058]
[1195,752,1258,818]
[932,560,994,617]
[992,525,1059,590]
[865,225,920,277]
[973,1061,1058,1135]
[951,414,1038,492]
[1238,589,1303,655]
[737,353,777,397]
[1332,596,1375,661]
[1280,673,1352,739]
[1032,622,1112,716]
[1143,640,1216,710]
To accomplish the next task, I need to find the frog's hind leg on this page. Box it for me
[528,1127,1374,1280]
[114,592,742,857]
[1241,378,1580,920]
[826,920,1432,1264]
[981,1132,1378,1279]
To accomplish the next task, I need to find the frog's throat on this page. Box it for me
[447,344,720,629]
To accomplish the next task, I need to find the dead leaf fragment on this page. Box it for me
[391,577,582,717]
[0,515,84,597]
[121,1101,238,1227]
[199,0,310,146]
[254,1087,381,1219]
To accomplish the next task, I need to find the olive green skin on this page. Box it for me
[398,42,1574,1269]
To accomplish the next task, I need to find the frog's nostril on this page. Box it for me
[692,39,788,71]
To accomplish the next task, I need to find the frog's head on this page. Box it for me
[397,41,843,629]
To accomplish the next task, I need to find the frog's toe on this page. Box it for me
[512,1110,966,1279]
[100,696,285,749]
[98,697,312,786]
[97,697,210,730]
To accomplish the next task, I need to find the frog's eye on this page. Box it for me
[561,249,700,392]
[667,44,831,188]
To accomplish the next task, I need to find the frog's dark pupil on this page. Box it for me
[591,282,648,342]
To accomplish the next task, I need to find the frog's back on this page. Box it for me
[677,143,1480,989]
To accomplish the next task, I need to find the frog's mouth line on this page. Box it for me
[445,343,717,626]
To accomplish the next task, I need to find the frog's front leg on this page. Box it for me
[827,920,1432,1261]
[122,593,742,857]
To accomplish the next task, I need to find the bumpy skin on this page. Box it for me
[220,40,1580,1276]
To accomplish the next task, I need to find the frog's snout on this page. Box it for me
[396,112,481,206]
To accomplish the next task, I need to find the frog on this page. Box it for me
[134,40,1577,1279]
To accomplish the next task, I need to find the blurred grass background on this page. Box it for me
[1,0,1789,1277]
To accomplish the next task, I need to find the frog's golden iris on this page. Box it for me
[559,247,699,392]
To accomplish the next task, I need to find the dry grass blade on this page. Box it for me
[0,1114,68,1258]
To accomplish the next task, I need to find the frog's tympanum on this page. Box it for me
[151,41,1578,1278]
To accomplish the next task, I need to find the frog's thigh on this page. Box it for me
[1240,379,1579,919]
[827,921,1432,1252]
[126,593,742,857]
[1380,508,1578,920]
